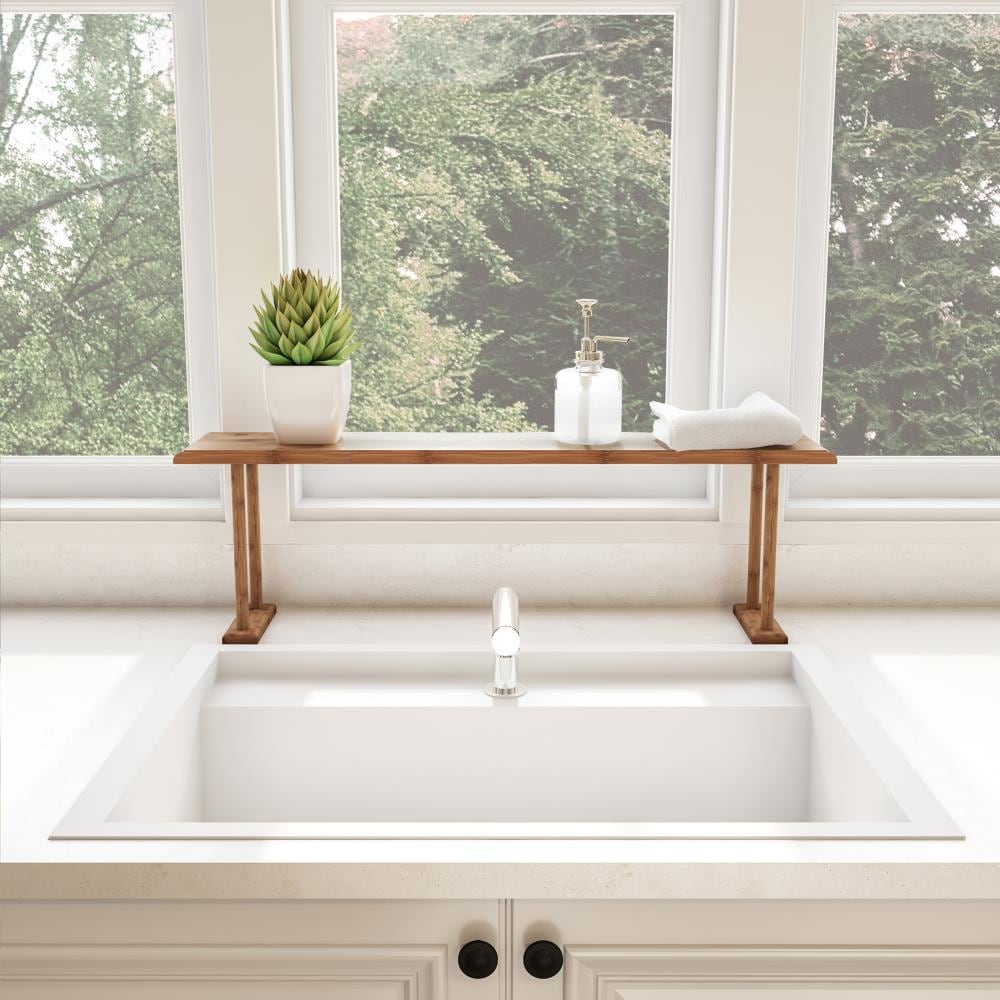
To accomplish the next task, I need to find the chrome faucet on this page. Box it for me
[488,586,524,697]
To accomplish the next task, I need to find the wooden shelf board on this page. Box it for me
[174,432,836,466]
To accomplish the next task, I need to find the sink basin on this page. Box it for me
[54,644,959,840]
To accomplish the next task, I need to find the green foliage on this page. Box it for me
[6,12,994,454]
[0,13,189,456]
[250,269,357,366]
[336,14,673,432]
[823,13,1000,455]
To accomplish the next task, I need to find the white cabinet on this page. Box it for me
[3,899,999,998]
[511,901,1000,1000]
[0,901,501,1000]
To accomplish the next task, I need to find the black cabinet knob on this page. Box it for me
[458,940,498,979]
[523,940,563,979]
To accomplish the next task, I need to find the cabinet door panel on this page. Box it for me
[512,901,1000,1000]
[1,901,503,1000]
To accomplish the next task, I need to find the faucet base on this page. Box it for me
[485,684,527,699]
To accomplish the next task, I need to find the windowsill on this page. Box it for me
[1,498,225,522]
[1,456,223,509]
[291,496,716,522]
[785,497,1000,523]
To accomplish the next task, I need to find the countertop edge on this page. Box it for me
[3,861,1000,902]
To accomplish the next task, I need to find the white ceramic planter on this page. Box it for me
[263,361,351,445]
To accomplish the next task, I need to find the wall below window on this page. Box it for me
[3,538,997,607]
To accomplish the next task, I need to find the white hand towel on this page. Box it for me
[650,392,802,451]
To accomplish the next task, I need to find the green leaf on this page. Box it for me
[278,333,296,358]
[261,312,282,346]
[290,342,313,365]
[250,342,292,364]
[329,307,352,337]
[261,289,277,321]
[318,314,337,347]
[288,321,308,345]
[315,313,352,357]
[253,308,281,346]
[302,313,319,337]
[320,323,354,358]
[305,327,324,358]
[274,308,291,337]
[250,327,275,354]
[282,303,300,330]
[315,334,346,361]
[315,342,357,365]
[317,337,357,362]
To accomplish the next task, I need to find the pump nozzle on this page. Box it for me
[575,298,598,348]
[572,299,630,368]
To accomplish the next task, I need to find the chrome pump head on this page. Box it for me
[574,298,629,368]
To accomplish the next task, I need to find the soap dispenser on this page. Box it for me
[554,299,630,445]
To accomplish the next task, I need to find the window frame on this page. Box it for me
[286,0,722,520]
[0,0,223,520]
[787,0,1000,521]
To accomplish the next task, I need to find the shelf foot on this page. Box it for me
[223,603,277,644]
[732,603,787,645]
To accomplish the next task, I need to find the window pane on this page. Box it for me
[823,13,1000,456]
[336,13,672,432]
[0,13,188,456]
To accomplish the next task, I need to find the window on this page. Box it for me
[790,2,1000,516]
[824,12,999,458]
[289,0,719,516]
[336,11,673,434]
[0,1,219,514]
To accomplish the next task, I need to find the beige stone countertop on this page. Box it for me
[2,606,999,900]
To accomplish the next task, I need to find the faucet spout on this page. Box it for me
[489,587,524,697]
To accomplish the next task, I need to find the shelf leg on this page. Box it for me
[246,464,264,610]
[223,463,276,644]
[760,462,781,633]
[230,464,250,630]
[745,462,763,609]
[733,462,787,644]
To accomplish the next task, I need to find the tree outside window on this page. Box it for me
[0,13,188,456]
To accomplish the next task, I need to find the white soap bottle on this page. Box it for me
[553,299,630,445]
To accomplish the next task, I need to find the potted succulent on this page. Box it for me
[249,268,358,444]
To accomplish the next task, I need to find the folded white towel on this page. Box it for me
[650,392,802,451]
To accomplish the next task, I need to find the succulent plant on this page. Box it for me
[249,268,357,365]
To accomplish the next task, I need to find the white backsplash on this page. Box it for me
[3,540,997,606]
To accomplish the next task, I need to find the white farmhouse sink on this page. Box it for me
[54,645,959,840]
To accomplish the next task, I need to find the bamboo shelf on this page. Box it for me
[175,431,836,644]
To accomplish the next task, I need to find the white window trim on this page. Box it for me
[8,0,996,537]
[0,0,224,520]
[788,0,1000,520]
[286,0,723,520]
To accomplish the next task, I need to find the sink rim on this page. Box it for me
[52,643,962,842]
